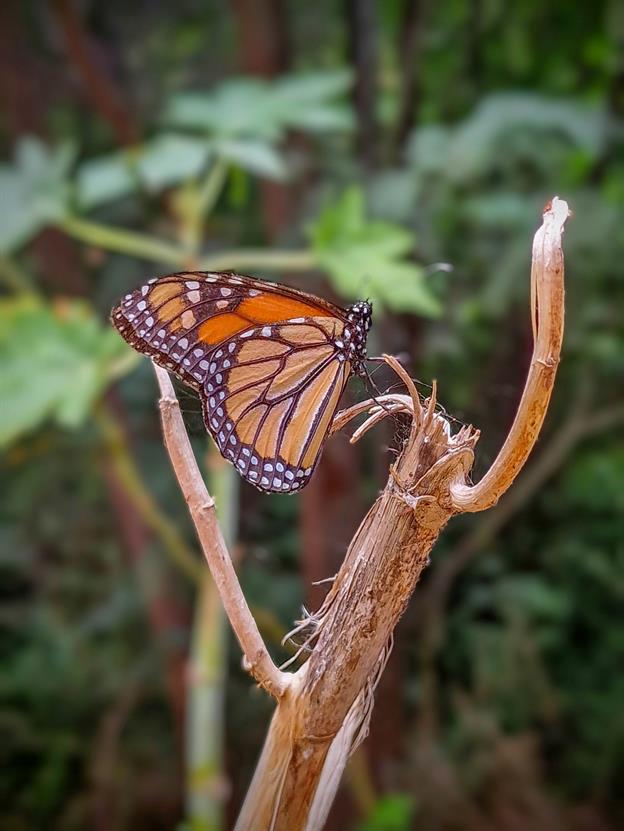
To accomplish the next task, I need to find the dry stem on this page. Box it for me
[153,364,289,700]
[149,198,569,830]
[450,197,569,511]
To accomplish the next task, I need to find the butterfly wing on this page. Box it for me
[201,317,351,492]
[112,272,352,492]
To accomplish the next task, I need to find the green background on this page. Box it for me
[1,2,623,830]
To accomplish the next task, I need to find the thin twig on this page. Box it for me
[451,196,570,512]
[59,216,188,268]
[331,393,413,438]
[152,362,289,699]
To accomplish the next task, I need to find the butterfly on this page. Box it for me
[111,271,372,493]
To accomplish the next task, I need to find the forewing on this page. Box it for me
[200,317,351,493]
[111,271,344,389]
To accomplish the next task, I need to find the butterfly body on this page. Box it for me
[112,272,372,493]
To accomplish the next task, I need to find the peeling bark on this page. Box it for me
[153,199,570,830]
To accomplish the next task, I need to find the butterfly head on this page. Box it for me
[345,300,372,375]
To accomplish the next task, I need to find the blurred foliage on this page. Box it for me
[0,138,74,253]
[164,70,354,138]
[1,1,623,830]
[310,187,440,315]
[0,297,134,446]
[356,795,414,831]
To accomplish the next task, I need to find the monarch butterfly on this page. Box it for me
[111,271,372,493]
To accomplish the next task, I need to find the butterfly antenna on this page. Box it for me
[362,359,405,424]
[367,360,469,432]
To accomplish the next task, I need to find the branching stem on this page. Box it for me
[450,197,570,512]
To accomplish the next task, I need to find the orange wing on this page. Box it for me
[111,270,344,387]
[111,271,353,493]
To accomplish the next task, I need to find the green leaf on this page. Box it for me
[0,297,136,447]
[163,70,353,141]
[76,152,137,209]
[72,71,352,210]
[309,188,441,316]
[135,134,211,190]
[271,70,354,133]
[273,69,353,104]
[357,794,415,831]
[214,137,288,180]
[407,93,607,187]
[165,79,276,137]
[76,134,212,208]
[0,137,74,253]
